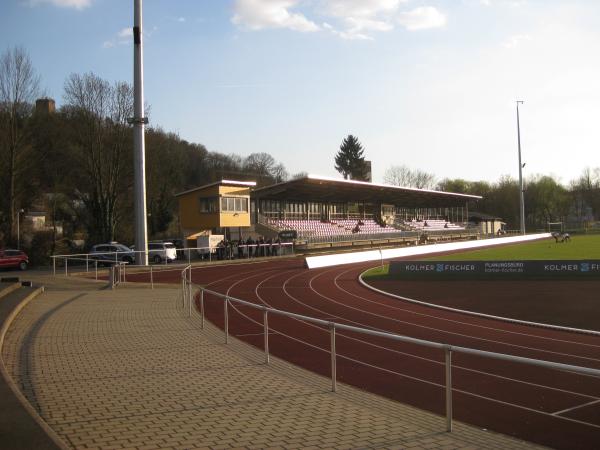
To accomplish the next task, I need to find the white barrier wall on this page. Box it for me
[304,233,552,269]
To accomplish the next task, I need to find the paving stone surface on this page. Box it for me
[1,274,544,449]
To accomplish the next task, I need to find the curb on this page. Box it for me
[0,282,21,300]
[0,286,71,450]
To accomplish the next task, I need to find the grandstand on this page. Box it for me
[253,175,480,245]
[175,175,482,247]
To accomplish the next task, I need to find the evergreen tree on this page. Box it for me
[334,135,367,180]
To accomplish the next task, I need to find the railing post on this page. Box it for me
[53,257,56,277]
[109,266,115,290]
[86,254,89,272]
[95,260,98,280]
[64,258,68,276]
[264,309,269,364]
[330,322,337,392]
[200,289,204,329]
[188,268,192,317]
[150,265,154,289]
[224,297,229,344]
[445,347,453,432]
[187,248,191,265]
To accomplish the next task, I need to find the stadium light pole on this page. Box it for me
[130,0,149,265]
[516,100,526,235]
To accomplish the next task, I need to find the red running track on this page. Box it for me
[130,259,600,449]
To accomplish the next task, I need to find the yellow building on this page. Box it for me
[175,180,255,242]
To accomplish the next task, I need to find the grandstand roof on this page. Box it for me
[253,175,481,207]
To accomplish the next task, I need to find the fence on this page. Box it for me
[108,262,127,289]
[300,229,480,245]
[180,268,600,434]
[50,243,295,278]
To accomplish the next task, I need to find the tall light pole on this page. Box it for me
[131,0,149,265]
[516,100,525,235]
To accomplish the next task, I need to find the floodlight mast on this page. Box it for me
[516,100,525,235]
[133,0,148,265]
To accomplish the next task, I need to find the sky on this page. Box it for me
[1,0,599,186]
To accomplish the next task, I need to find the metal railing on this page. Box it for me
[301,229,479,245]
[50,243,295,277]
[108,262,128,289]
[181,275,600,434]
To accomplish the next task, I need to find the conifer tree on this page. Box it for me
[334,134,367,180]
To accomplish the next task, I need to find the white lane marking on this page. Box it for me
[335,266,600,349]
[297,268,600,365]
[225,281,600,431]
[191,259,600,428]
[552,399,600,416]
[252,269,599,401]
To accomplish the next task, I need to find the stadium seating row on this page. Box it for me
[265,218,465,239]
[402,219,465,231]
[267,218,399,238]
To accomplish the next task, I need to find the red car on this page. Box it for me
[0,249,29,270]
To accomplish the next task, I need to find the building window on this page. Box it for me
[220,196,248,213]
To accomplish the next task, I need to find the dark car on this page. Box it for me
[0,249,29,270]
[89,243,135,265]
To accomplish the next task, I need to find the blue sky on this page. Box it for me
[2,0,599,185]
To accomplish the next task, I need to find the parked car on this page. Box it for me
[163,238,185,259]
[148,241,177,264]
[89,243,135,265]
[0,249,29,271]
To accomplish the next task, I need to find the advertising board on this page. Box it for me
[388,260,600,279]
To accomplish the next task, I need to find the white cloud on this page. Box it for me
[503,34,531,48]
[231,0,447,39]
[26,0,91,9]
[232,0,319,32]
[324,0,403,19]
[118,28,132,39]
[397,6,447,31]
[322,0,402,39]
[103,27,133,49]
[177,17,186,23]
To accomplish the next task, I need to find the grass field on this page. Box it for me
[426,234,600,261]
[363,234,600,279]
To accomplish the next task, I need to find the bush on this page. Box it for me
[26,231,72,266]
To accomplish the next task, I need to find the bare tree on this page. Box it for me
[0,46,40,242]
[244,152,288,185]
[569,167,600,222]
[271,163,288,183]
[384,165,436,189]
[63,72,133,243]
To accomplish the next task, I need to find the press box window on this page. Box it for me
[221,196,248,213]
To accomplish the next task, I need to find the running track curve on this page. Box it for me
[131,258,600,449]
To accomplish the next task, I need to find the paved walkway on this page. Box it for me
[1,274,543,449]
